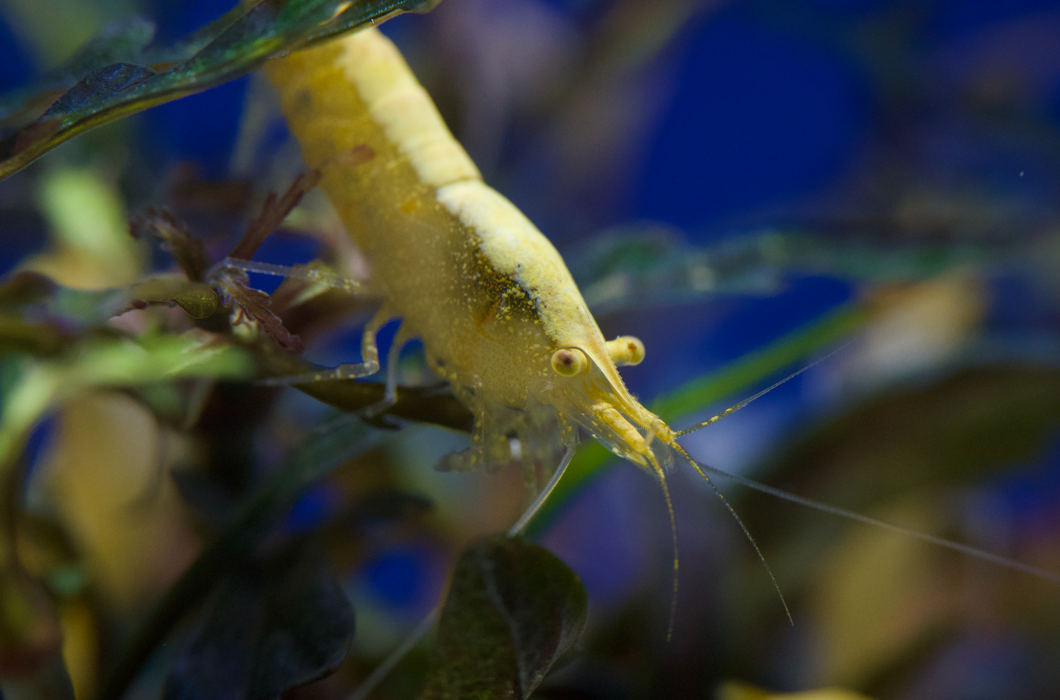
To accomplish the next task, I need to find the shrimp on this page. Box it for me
[251,24,1060,607]
[250,24,777,619]
[263,30,683,485]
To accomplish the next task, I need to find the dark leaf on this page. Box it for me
[296,378,474,433]
[0,272,57,311]
[296,0,446,48]
[568,226,1015,317]
[0,18,155,123]
[255,333,473,430]
[119,279,221,319]
[215,273,304,354]
[421,535,587,700]
[735,364,1060,600]
[98,420,379,700]
[164,545,354,700]
[0,0,445,180]
[0,572,65,681]
[170,469,239,531]
[40,63,156,119]
[130,209,212,282]
[228,170,321,260]
[0,318,74,356]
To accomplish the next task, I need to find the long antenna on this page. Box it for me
[675,343,849,438]
[692,457,1060,585]
[645,454,681,640]
[668,441,793,624]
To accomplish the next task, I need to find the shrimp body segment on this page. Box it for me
[265,28,675,477]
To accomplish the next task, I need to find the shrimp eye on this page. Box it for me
[606,335,645,366]
[551,347,589,376]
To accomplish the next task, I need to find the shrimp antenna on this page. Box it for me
[668,441,793,624]
[675,343,850,438]
[645,452,681,640]
[692,456,1060,585]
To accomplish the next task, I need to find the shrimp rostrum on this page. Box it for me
[260,27,691,497]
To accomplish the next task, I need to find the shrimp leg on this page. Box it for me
[363,321,413,415]
[210,257,364,295]
[206,257,395,388]
[261,305,394,386]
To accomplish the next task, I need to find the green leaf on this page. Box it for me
[0,0,445,181]
[0,269,219,331]
[164,545,355,700]
[420,535,587,700]
[0,318,73,356]
[0,334,252,487]
[762,363,1060,511]
[570,226,1006,316]
[0,18,156,122]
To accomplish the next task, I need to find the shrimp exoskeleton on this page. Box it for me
[239,26,784,631]
[262,29,698,492]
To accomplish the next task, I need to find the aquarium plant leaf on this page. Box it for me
[420,535,587,700]
[0,17,157,122]
[0,0,445,181]
[164,545,354,700]
[0,334,252,482]
[764,364,1060,510]
[0,318,74,357]
[130,209,212,282]
[227,169,321,261]
[0,569,68,686]
[0,334,251,692]
[97,417,380,700]
[0,270,219,330]
[716,681,874,700]
[570,225,1012,317]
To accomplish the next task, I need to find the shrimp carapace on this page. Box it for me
[264,27,677,477]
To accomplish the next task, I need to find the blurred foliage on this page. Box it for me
[0,1,1059,700]
[421,536,586,700]
[0,0,444,181]
[717,683,873,700]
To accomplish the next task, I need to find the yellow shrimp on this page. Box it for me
[250,25,1060,631]
[253,25,772,614]
[263,29,682,482]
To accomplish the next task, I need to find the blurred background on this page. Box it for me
[2,0,1060,698]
